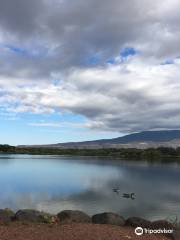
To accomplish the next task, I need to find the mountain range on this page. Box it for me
[21,130,180,149]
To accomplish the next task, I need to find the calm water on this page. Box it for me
[0,154,180,221]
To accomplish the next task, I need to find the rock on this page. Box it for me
[126,217,151,228]
[57,210,91,224]
[172,230,180,240]
[151,220,174,230]
[151,220,175,238]
[92,212,125,226]
[0,208,15,224]
[15,209,55,223]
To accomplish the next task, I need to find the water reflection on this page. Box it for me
[0,154,180,221]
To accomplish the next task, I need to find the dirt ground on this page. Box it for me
[0,223,171,240]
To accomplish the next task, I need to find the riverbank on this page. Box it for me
[0,209,179,239]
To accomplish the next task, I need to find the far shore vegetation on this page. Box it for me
[1,144,180,162]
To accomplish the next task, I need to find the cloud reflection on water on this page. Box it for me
[0,155,180,221]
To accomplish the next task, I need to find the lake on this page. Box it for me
[0,154,180,221]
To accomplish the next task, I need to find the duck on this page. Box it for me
[122,193,135,200]
[112,188,120,194]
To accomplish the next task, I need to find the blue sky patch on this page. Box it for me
[120,47,137,58]
[86,55,101,66]
[161,59,174,65]
[107,58,117,64]
[5,45,28,56]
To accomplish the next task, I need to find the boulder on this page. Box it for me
[0,208,15,224]
[151,220,174,230]
[126,217,151,228]
[92,212,125,226]
[151,220,175,238]
[57,210,91,224]
[172,230,180,240]
[15,209,55,223]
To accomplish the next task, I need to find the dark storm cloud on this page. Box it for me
[0,0,44,37]
[0,0,176,73]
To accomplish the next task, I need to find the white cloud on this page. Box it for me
[1,0,180,133]
[1,56,180,133]
[29,122,64,128]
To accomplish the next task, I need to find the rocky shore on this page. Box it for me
[0,208,179,240]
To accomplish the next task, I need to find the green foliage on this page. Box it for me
[140,148,162,162]
[0,144,16,152]
[1,144,180,162]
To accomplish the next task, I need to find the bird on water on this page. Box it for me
[112,189,136,200]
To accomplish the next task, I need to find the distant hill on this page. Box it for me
[106,130,180,144]
[19,130,180,149]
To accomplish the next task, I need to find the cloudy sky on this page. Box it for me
[0,0,180,145]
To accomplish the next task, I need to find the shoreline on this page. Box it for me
[0,208,179,240]
[1,147,180,163]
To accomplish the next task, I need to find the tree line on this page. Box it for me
[1,144,180,162]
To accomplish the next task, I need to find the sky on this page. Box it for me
[1,0,180,145]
